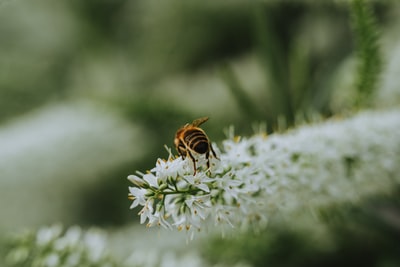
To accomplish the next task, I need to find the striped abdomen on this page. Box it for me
[183,129,209,154]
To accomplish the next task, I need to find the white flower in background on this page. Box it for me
[0,102,146,232]
[36,224,63,247]
[53,226,81,251]
[83,229,108,263]
[5,224,118,267]
[128,109,400,237]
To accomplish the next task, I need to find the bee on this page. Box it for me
[174,117,218,174]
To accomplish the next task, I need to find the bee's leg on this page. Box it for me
[187,150,197,175]
[210,143,219,160]
[206,151,210,169]
[177,143,187,159]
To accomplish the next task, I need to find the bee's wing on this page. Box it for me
[191,117,209,127]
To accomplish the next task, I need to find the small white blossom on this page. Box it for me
[152,156,187,181]
[128,187,147,209]
[147,207,173,229]
[185,195,211,220]
[127,174,147,187]
[139,199,154,224]
[213,204,235,227]
[143,172,159,188]
[183,172,213,193]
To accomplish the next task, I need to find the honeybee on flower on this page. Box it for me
[174,117,219,174]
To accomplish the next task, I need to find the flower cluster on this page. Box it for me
[128,109,400,236]
[5,224,117,267]
[128,142,265,235]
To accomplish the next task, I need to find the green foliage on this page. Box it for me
[221,2,354,129]
[0,0,390,128]
[203,229,324,267]
[132,1,254,79]
[220,0,385,129]
[350,0,383,107]
[219,63,264,121]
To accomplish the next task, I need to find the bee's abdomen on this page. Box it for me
[184,129,209,154]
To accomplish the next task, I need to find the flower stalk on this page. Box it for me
[128,109,400,237]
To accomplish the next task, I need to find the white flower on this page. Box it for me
[213,204,234,227]
[127,109,400,238]
[127,174,147,187]
[183,172,213,193]
[128,187,147,209]
[185,195,211,220]
[36,224,63,246]
[43,253,60,267]
[172,210,194,231]
[6,225,117,267]
[139,199,154,224]
[215,174,243,201]
[143,172,159,188]
[147,207,173,230]
[54,226,81,251]
[83,229,107,263]
[221,137,253,166]
[151,156,188,181]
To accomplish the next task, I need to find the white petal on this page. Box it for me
[143,173,159,188]
[196,183,210,193]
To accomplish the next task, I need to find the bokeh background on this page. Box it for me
[1,0,400,266]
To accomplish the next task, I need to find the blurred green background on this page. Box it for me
[1,0,400,266]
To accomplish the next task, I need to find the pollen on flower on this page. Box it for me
[233,136,241,143]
